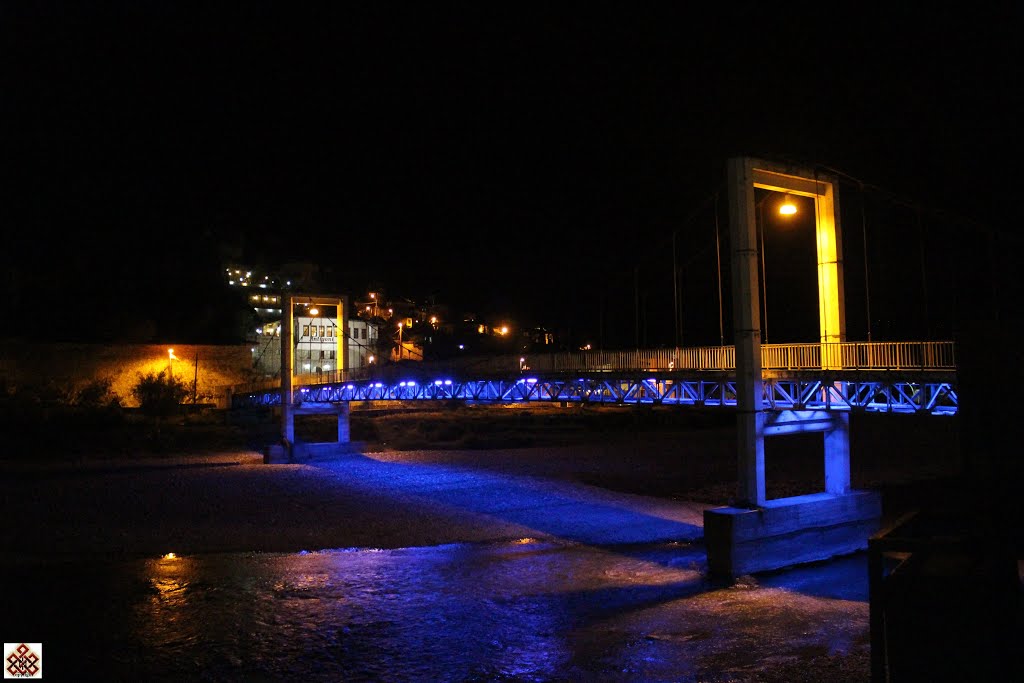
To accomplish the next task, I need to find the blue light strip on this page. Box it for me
[236,375,957,415]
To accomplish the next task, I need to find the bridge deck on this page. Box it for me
[232,342,958,415]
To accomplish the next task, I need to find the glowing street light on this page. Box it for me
[757,192,798,343]
[779,194,797,215]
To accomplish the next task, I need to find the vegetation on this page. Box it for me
[131,371,190,416]
[0,372,245,461]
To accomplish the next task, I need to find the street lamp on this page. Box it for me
[779,194,797,215]
[167,348,177,379]
[397,322,403,360]
[756,192,798,343]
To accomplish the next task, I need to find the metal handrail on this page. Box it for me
[230,341,956,396]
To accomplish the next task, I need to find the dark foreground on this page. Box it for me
[2,405,1020,681]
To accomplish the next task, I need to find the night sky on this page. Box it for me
[3,4,1021,346]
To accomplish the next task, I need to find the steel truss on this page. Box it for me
[235,375,958,415]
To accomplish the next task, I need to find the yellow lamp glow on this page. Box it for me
[779,195,797,215]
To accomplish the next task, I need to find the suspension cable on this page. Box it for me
[714,191,724,347]
[916,208,930,339]
[860,183,872,342]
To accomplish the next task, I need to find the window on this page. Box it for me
[327,326,333,337]
[302,325,309,337]
[361,328,367,340]
[320,325,325,337]
[320,350,325,359]
[330,350,335,359]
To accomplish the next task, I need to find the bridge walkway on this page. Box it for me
[233,341,958,416]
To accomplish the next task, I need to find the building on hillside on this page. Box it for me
[292,304,342,383]
[249,304,382,381]
[346,318,380,370]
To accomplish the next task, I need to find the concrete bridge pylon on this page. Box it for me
[266,292,354,463]
[703,157,881,578]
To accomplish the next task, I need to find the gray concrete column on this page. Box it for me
[281,295,295,446]
[823,411,851,494]
[727,157,766,507]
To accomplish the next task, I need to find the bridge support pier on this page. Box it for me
[704,410,881,576]
[265,402,354,464]
[704,488,881,577]
[704,157,880,578]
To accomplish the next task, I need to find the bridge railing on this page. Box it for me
[232,341,956,395]
[540,341,954,373]
[758,341,956,372]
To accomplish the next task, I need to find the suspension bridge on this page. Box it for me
[231,340,958,415]
[235,156,988,581]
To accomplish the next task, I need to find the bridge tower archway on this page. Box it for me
[277,292,351,462]
[704,156,880,578]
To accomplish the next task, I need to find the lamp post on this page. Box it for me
[755,193,798,343]
[167,348,177,380]
[397,322,403,360]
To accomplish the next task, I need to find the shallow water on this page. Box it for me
[5,540,870,682]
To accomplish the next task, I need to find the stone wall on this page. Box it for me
[0,341,258,408]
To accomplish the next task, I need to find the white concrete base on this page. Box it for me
[293,440,365,461]
[703,490,882,577]
[263,440,366,464]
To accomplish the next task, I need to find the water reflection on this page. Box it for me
[7,542,869,681]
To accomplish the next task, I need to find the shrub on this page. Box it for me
[74,377,122,408]
[132,371,189,416]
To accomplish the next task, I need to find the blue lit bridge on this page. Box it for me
[238,157,979,581]
[232,340,957,416]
